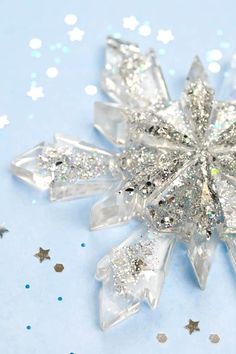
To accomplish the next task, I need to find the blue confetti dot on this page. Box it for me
[220,42,230,49]
[217,29,223,36]
[62,46,70,54]
[56,42,62,48]
[25,284,30,289]
[54,57,61,64]
[26,325,31,330]
[31,50,41,58]
[49,44,56,51]
[81,242,86,248]
[58,296,63,301]
[158,48,166,56]
[31,72,37,79]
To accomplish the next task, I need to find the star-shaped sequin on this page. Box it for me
[68,27,84,41]
[0,115,9,129]
[0,226,9,238]
[27,86,44,101]
[185,319,200,334]
[156,29,174,44]
[34,247,50,263]
[123,16,139,31]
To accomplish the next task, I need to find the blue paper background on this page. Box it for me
[0,0,236,353]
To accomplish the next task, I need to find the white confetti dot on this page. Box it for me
[85,85,97,95]
[64,14,77,25]
[46,67,59,78]
[208,62,221,73]
[206,49,222,62]
[0,115,9,129]
[138,24,151,37]
[156,29,174,44]
[123,16,139,31]
[29,38,42,50]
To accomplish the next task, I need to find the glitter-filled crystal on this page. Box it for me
[11,37,236,329]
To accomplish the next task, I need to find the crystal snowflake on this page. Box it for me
[12,37,236,330]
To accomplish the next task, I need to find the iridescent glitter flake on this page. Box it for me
[11,37,236,329]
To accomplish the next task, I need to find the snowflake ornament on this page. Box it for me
[12,37,236,330]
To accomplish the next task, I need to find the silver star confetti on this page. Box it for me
[11,37,236,329]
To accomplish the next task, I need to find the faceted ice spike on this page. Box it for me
[224,236,236,271]
[11,134,117,201]
[102,37,169,108]
[187,229,218,289]
[94,102,128,146]
[95,226,176,329]
[186,56,209,84]
[182,56,214,141]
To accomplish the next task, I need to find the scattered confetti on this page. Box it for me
[25,284,30,289]
[26,325,31,330]
[138,24,151,37]
[31,50,41,58]
[85,85,97,95]
[34,247,50,263]
[68,27,84,42]
[185,319,200,334]
[64,14,77,26]
[208,62,221,73]
[209,334,220,343]
[220,42,230,49]
[156,333,168,343]
[57,296,63,301]
[0,226,9,238]
[0,115,9,129]
[122,16,139,31]
[29,38,42,50]
[54,264,64,272]
[27,86,44,101]
[156,29,174,44]
[81,242,86,248]
[46,67,59,78]
[206,49,222,62]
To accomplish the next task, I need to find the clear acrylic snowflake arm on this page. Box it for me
[90,183,137,230]
[186,228,218,289]
[95,226,176,330]
[181,56,214,142]
[102,36,170,108]
[94,102,128,147]
[11,133,118,201]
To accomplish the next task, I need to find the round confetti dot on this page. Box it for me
[220,42,230,49]
[168,69,176,76]
[26,325,31,330]
[46,67,59,78]
[158,48,166,55]
[138,24,151,37]
[209,334,220,343]
[54,263,64,272]
[156,333,168,343]
[208,62,221,73]
[64,14,77,25]
[31,51,41,59]
[81,242,86,248]
[54,57,61,64]
[85,85,97,96]
[29,38,42,50]
[25,284,30,289]
[58,296,63,301]
[206,49,222,62]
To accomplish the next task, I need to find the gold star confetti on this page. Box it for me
[156,333,168,343]
[54,263,64,272]
[34,247,50,263]
[185,319,200,334]
[209,334,220,343]
[0,226,9,238]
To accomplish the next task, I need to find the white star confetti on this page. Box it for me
[208,62,221,73]
[85,85,97,95]
[0,115,9,129]
[206,49,223,62]
[138,24,151,37]
[123,16,139,31]
[68,27,84,42]
[29,38,42,50]
[27,86,44,101]
[156,29,174,44]
[46,67,59,78]
[64,14,77,25]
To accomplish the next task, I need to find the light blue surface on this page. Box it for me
[0,0,236,353]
